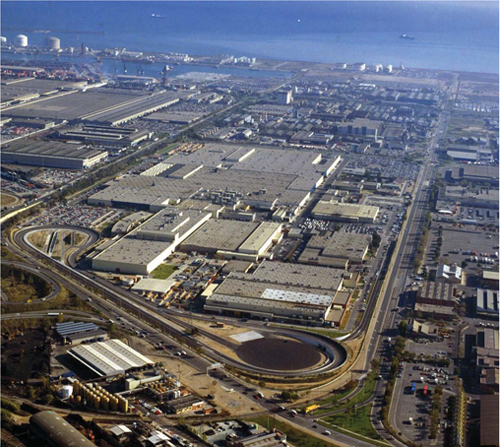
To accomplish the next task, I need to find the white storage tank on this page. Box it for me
[44,36,60,50]
[14,34,28,47]
[59,385,73,399]
[0,36,7,45]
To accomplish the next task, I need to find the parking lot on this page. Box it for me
[26,204,119,228]
[393,337,457,446]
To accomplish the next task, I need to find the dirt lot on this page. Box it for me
[127,337,261,417]
[27,230,51,252]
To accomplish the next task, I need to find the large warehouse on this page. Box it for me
[69,339,153,377]
[1,139,108,169]
[180,219,282,259]
[311,201,379,223]
[88,144,341,215]
[204,261,344,323]
[300,231,372,265]
[30,411,96,447]
[92,209,211,274]
[3,88,184,125]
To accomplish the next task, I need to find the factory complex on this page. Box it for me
[89,143,341,214]
[205,261,348,324]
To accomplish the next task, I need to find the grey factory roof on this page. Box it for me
[136,208,211,241]
[307,231,371,260]
[82,91,181,125]
[1,139,105,161]
[181,219,259,252]
[245,260,343,291]
[30,411,96,447]
[93,236,173,266]
[55,321,99,337]
[213,276,336,307]
[3,88,148,121]
[89,144,338,210]
[69,339,153,377]
[476,288,499,315]
[67,329,108,343]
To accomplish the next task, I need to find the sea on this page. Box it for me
[1,1,499,75]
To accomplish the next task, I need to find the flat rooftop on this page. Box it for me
[181,219,259,252]
[307,231,371,260]
[1,139,105,161]
[312,201,379,220]
[136,208,211,241]
[235,260,343,291]
[132,278,177,294]
[93,236,173,266]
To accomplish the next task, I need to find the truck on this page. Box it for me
[304,404,320,414]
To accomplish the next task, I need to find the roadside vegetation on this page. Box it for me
[250,415,339,447]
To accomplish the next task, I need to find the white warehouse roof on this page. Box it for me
[69,339,153,377]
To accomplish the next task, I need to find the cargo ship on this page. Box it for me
[399,34,415,40]
[151,14,165,19]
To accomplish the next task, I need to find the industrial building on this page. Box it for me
[181,219,282,260]
[3,88,183,125]
[69,339,153,377]
[30,411,96,447]
[338,118,381,139]
[166,394,205,414]
[88,144,341,215]
[227,431,287,447]
[1,139,108,169]
[55,321,108,345]
[52,124,153,148]
[436,264,463,284]
[205,261,344,323]
[476,288,499,319]
[300,231,371,266]
[92,209,211,274]
[311,201,379,223]
[277,89,293,105]
[414,281,458,319]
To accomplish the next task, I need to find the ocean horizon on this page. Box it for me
[1,1,499,74]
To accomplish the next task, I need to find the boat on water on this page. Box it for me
[151,14,166,19]
[160,64,173,74]
[399,34,415,40]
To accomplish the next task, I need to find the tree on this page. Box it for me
[398,321,408,338]
[258,380,266,388]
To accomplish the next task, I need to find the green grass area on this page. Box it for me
[151,264,178,279]
[301,386,355,414]
[312,371,379,415]
[320,404,390,447]
[249,415,341,447]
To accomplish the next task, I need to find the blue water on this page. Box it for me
[1,1,498,74]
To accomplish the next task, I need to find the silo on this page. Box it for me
[94,396,101,410]
[14,34,28,47]
[0,36,7,44]
[44,36,60,50]
[119,398,128,413]
[59,385,73,399]
[73,381,80,395]
[75,395,82,404]
[110,397,118,411]
[101,397,109,410]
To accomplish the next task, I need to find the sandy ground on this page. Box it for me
[177,316,250,340]
[26,230,51,252]
[127,336,262,417]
